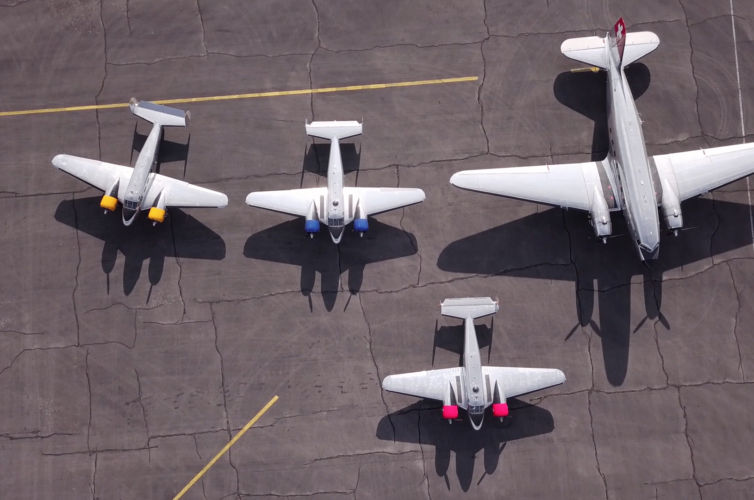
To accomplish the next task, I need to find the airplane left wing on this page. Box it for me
[52,154,132,195]
[144,174,228,208]
[483,366,565,399]
[382,367,462,403]
[653,142,754,202]
[344,187,426,216]
[245,188,327,217]
[450,160,612,211]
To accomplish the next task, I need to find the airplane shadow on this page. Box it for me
[54,197,225,297]
[376,398,555,491]
[300,142,361,183]
[437,198,753,386]
[433,323,494,366]
[243,218,417,311]
[131,125,191,176]
[553,63,650,161]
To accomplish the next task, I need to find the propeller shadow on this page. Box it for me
[376,398,555,491]
[54,197,225,296]
[244,218,418,311]
[438,198,752,386]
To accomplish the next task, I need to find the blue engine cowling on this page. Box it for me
[353,218,368,232]
[305,219,320,233]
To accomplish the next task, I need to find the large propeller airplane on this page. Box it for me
[52,99,228,226]
[450,18,754,261]
[246,120,426,244]
[382,297,565,431]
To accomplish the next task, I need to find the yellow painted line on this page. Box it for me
[173,395,279,500]
[0,76,479,118]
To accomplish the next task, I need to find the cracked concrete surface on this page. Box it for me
[1,0,754,498]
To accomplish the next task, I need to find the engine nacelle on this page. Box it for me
[148,206,166,223]
[660,178,683,234]
[442,405,459,420]
[100,195,118,212]
[304,218,320,233]
[353,218,368,232]
[492,403,509,418]
[589,186,612,241]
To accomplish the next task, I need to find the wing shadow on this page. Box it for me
[244,218,418,311]
[438,197,752,386]
[54,197,225,296]
[376,398,555,491]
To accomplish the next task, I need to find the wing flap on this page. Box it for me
[450,160,608,211]
[245,188,327,218]
[382,367,462,403]
[653,143,754,202]
[483,367,565,399]
[345,187,425,217]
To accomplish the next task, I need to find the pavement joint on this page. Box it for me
[678,2,707,142]
[725,262,746,380]
[586,392,609,499]
[677,386,702,490]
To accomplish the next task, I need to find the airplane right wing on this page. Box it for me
[483,366,565,399]
[52,154,132,196]
[344,187,426,216]
[653,142,754,202]
[245,187,327,217]
[382,367,462,403]
[450,160,612,211]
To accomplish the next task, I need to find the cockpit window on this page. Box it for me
[327,217,344,227]
[124,200,138,210]
[468,405,485,415]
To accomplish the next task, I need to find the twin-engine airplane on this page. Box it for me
[245,121,426,244]
[382,297,565,430]
[450,18,754,261]
[52,99,228,226]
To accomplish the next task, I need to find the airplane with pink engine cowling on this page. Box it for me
[382,297,565,431]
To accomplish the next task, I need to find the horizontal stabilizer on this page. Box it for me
[441,297,499,320]
[561,31,659,69]
[306,120,363,141]
[129,98,189,127]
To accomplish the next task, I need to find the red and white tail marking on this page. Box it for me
[614,17,627,64]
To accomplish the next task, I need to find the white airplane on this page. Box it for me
[245,121,426,244]
[450,18,754,261]
[382,297,565,431]
[52,99,228,226]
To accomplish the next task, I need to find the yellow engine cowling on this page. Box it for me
[100,195,118,212]
[148,206,166,223]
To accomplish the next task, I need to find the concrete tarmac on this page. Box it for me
[1,0,753,498]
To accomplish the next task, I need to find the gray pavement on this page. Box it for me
[1,0,754,498]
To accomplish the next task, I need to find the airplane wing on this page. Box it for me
[450,160,612,211]
[245,188,327,217]
[382,367,462,403]
[653,143,754,202]
[144,174,228,208]
[52,154,132,195]
[483,367,565,399]
[344,187,426,216]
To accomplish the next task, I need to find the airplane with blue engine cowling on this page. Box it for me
[382,297,565,431]
[245,120,425,244]
[52,99,228,226]
[450,18,754,261]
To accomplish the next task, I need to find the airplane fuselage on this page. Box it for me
[121,123,162,226]
[604,48,661,260]
[462,315,487,430]
[325,137,346,243]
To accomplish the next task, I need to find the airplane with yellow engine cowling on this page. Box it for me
[52,99,228,226]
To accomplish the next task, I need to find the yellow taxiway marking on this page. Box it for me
[173,395,279,500]
[0,76,479,118]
